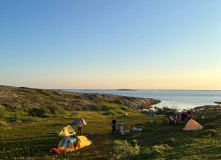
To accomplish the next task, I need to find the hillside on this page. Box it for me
[0,85,160,111]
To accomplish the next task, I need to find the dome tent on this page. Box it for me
[59,125,76,137]
[57,136,92,152]
[115,123,129,135]
[183,119,203,130]
[71,118,87,125]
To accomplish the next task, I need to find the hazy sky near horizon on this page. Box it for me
[1,0,221,89]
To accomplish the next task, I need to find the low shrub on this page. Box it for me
[141,147,151,158]
[120,106,131,112]
[114,99,125,105]
[140,144,172,159]
[0,120,7,126]
[54,106,67,115]
[97,102,120,111]
[112,140,140,160]
[104,110,118,115]
[114,110,125,114]
[13,110,26,121]
[47,106,56,114]
[0,106,8,120]
[156,107,178,115]
[28,106,68,117]
[28,108,46,117]
[151,144,172,157]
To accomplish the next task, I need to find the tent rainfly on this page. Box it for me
[183,119,203,130]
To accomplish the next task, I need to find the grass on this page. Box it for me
[0,110,221,159]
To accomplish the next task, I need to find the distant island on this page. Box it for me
[117,89,136,91]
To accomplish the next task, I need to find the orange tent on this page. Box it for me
[183,119,203,130]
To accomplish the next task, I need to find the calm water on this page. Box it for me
[63,90,221,110]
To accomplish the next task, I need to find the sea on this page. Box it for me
[63,90,221,110]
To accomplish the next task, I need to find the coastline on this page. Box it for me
[63,89,221,110]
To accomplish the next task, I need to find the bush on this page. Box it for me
[156,107,178,115]
[0,106,8,120]
[13,110,27,121]
[54,106,67,115]
[114,99,125,105]
[141,147,151,158]
[140,144,172,159]
[112,140,140,160]
[40,106,50,114]
[28,108,46,117]
[0,120,7,126]
[151,144,172,157]
[46,106,56,114]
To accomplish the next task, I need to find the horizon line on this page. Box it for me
[1,85,221,91]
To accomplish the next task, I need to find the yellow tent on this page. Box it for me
[183,119,203,130]
[57,136,92,152]
[59,125,76,137]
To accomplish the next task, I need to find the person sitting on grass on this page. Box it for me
[168,115,178,125]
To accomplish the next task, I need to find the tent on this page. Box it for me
[71,118,87,125]
[183,119,203,130]
[122,113,128,117]
[115,123,129,135]
[57,136,92,152]
[59,125,76,137]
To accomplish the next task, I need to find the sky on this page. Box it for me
[0,0,221,90]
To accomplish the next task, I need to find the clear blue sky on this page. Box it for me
[0,0,221,89]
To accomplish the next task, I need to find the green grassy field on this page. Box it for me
[0,110,221,160]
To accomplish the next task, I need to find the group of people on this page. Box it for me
[168,109,194,125]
